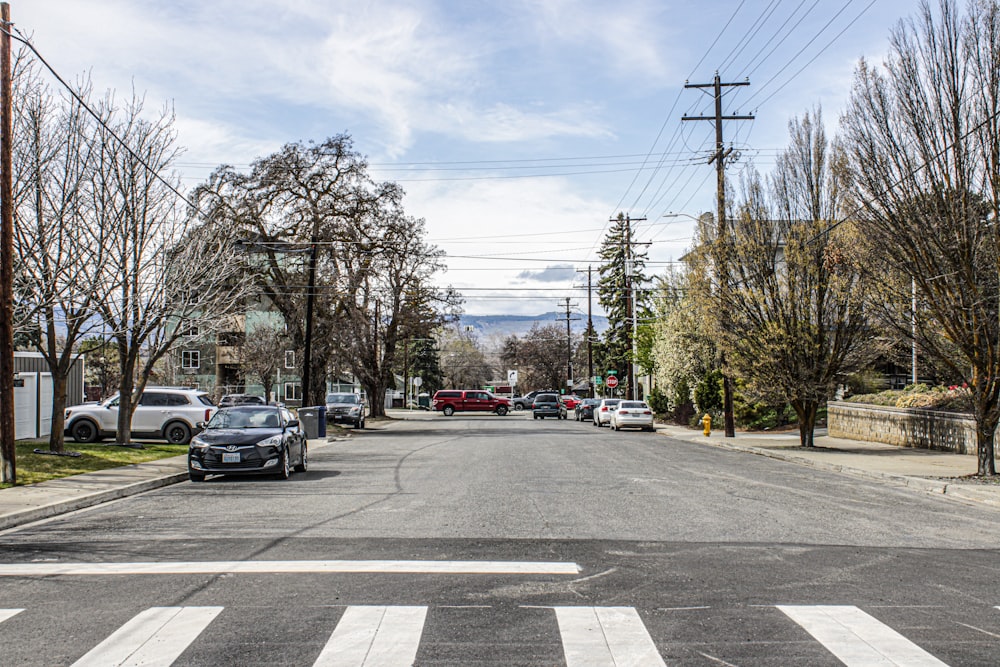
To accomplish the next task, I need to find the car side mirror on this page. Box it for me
[287,419,299,428]
[196,421,207,429]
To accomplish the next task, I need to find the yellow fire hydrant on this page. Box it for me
[702,413,712,436]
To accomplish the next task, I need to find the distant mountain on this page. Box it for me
[459,312,609,339]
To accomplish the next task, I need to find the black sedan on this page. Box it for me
[574,398,600,422]
[187,406,307,481]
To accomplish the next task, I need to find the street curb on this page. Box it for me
[0,472,188,531]
[657,426,1000,508]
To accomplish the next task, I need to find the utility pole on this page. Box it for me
[300,236,318,408]
[683,72,753,438]
[576,265,594,397]
[559,298,580,393]
[0,2,14,483]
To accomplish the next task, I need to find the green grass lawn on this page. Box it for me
[0,440,188,488]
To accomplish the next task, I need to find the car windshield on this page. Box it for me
[620,401,646,409]
[603,400,621,406]
[326,394,359,404]
[207,407,282,429]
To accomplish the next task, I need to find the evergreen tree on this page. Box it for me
[597,214,650,388]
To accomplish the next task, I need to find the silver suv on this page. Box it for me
[64,387,217,445]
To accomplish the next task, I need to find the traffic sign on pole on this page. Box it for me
[606,375,619,389]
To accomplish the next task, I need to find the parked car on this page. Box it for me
[575,398,600,422]
[593,398,622,427]
[325,392,366,429]
[610,400,655,432]
[561,395,582,410]
[65,387,216,445]
[511,390,541,411]
[432,390,511,416]
[532,393,567,419]
[187,405,307,481]
[219,394,266,408]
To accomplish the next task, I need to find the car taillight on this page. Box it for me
[205,409,212,422]
[644,410,652,415]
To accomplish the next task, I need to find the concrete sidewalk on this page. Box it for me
[1,419,998,533]
[656,422,1000,508]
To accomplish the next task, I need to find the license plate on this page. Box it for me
[222,452,240,463]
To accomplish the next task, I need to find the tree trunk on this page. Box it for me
[116,345,139,444]
[47,373,69,453]
[793,400,818,448]
[972,390,999,476]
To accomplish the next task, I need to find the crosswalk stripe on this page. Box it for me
[777,605,948,666]
[0,608,23,623]
[70,606,223,667]
[0,559,581,576]
[313,605,427,667]
[554,606,667,667]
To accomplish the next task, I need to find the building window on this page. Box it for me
[284,382,302,402]
[285,350,295,369]
[181,350,200,369]
[178,323,200,337]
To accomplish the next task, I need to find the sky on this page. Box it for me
[16,0,914,317]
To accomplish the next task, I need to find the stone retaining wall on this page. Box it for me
[828,401,976,455]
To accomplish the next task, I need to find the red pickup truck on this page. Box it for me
[432,390,511,416]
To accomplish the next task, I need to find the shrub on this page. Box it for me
[694,370,723,414]
[647,387,669,416]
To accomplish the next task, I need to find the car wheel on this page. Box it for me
[188,469,205,482]
[164,421,192,445]
[294,442,308,472]
[443,406,455,416]
[276,449,291,479]
[513,403,524,411]
[70,419,100,443]
[495,406,508,416]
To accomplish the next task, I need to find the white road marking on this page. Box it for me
[0,608,23,623]
[313,606,427,666]
[778,605,948,666]
[0,559,581,576]
[71,606,222,667]
[554,606,667,667]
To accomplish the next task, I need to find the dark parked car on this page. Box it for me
[574,398,600,422]
[187,405,307,482]
[325,392,366,429]
[512,389,559,410]
[532,393,567,420]
[218,394,266,408]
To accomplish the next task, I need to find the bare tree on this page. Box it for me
[709,110,874,447]
[501,323,572,391]
[237,319,287,404]
[195,135,458,415]
[842,0,1000,474]
[89,92,251,444]
[439,327,493,389]
[11,54,105,453]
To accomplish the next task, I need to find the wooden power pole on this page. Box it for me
[683,73,753,438]
[0,2,14,483]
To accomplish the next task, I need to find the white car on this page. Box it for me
[64,387,217,445]
[609,400,655,432]
[593,398,622,427]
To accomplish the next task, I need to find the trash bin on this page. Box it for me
[417,393,430,409]
[298,406,327,439]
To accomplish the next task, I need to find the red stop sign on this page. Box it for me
[606,375,619,388]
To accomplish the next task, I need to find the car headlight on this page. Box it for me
[190,435,209,449]
[256,434,284,448]
[349,406,360,415]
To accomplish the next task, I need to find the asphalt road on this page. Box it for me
[1,412,999,665]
